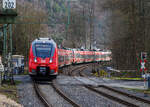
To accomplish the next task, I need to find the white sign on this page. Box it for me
[141,62,145,69]
[3,0,16,9]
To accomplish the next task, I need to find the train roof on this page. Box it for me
[32,38,56,47]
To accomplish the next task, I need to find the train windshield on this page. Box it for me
[35,43,52,58]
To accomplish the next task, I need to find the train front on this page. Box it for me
[29,38,58,78]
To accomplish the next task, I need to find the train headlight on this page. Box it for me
[49,58,53,63]
[34,57,37,63]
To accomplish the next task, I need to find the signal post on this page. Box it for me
[140,52,150,89]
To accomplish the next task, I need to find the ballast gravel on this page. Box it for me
[14,72,150,107]
[82,66,150,101]
[95,87,150,107]
[38,83,72,107]
[15,75,44,107]
[56,75,124,107]
[113,87,150,102]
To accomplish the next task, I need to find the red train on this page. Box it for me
[58,49,111,67]
[29,38,111,78]
[29,38,58,78]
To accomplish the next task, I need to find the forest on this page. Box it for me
[0,0,149,70]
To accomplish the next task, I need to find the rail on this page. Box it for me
[33,80,52,107]
[51,79,80,107]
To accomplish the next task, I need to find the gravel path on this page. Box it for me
[14,75,44,107]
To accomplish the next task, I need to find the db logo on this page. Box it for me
[41,60,46,63]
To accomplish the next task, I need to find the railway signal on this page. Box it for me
[141,52,147,61]
[140,52,147,72]
[140,52,150,89]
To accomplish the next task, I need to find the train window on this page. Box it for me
[59,55,64,62]
[35,43,52,58]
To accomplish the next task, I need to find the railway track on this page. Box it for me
[33,65,88,107]
[51,79,80,107]
[78,69,150,107]
[85,85,139,107]
[98,85,150,105]
[33,80,52,107]
[69,64,89,76]
[33,64,150,107]
[67,65,137,106]
[33,79,80,107]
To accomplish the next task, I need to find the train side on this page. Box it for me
[58,49,73,67]
[58,49,111,67]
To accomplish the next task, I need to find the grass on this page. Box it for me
[93,70,108,77]
[22,71,28,75]
[109,77,143,80]
[13,71,29,76]
[92,72,143,81]
[125,88,150,95]
[0,80,22,103]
